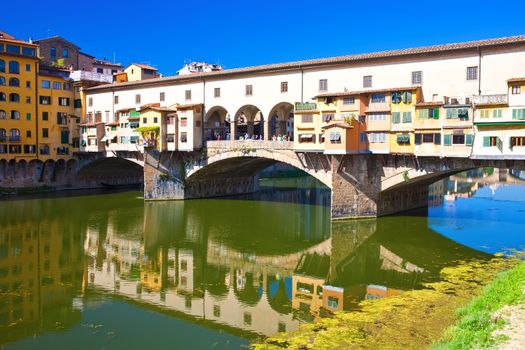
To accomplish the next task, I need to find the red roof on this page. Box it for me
[507,77,525,83]
[88,35,525,92]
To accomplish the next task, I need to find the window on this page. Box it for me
[63,83,71,90]
[9,129,21,142]
[245,85,253,96]
[142,117,147,123]
[343,97,355,105]
[0,92,4,101]
[0,128,5,141]
[58,97,70,106]
[281,81,288,93]
[412,71,422,85]
[0,110,5,119]
[301,114,313,123]
[298,134,314,143]
[42,128,49,138]
[369,113,387,122]
[9,145,21,154]
[327,296,339,309]
[371,93,385,103]
[7,45,20,54]
[135,94,141,104]
[114,95,119,104]
[26,112,31,120]
[185,90,191,100]
[10,111,19,120]
[25,63,31,72]
[418,108,440,119]
[9,93,20,102]
[41,80,50,89]
[510,137,525,147]
[369,132,387,143]
[180,132,188,143]
[512,84,521,95]
[160,92,165,101]
[96,68,103,74]
[9,61,19,74]
[39,96,51,105]
[446,108,469,120]
[25,96,30,104]
[57,112,67,125]
[9,78,19,87]
[243,312,252,325]
[396,133,410,145]
[512,109,525,120]
[153,117,158,123]
[323,113,334,122]
[452,134,465,145]
[74,99,82,108]
[360,132,367,142]
[26,81,30,88]
[319,79,328,92]
[52,81,61,90]
[214,87,220,98]
[402,111,412,123]
[466,66,478,80]
[42,112,48,121]
[87,97,93,107]
[363,75,372,88]
[0,76,4,85]
[329,131,341,143]
[62,48,69,58]
[392,112,401,124]
[180,118,187,127]
[50,47,57,61]
[213,305,220,317]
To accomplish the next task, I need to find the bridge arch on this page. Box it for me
[204,105,230,141]
[267,102,294,140]
[75,156,144,186]
[233,104,264,140]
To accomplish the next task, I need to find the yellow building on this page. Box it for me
[138,103,177,151]
[124,63,159,82]
[37,67,77,160]
[293,102,323,152]
[0,32,39,160]
[389,87,420,154]
[414,102,443,156]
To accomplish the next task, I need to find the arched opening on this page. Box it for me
[76,157,144,187]
[267,102,294,141]
[204,106,229,141]
[233,105,264,140]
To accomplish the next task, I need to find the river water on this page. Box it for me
[1,169,524,349]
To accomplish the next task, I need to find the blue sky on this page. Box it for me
[2,0,525,76]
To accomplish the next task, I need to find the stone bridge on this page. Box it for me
[139,140,525,219]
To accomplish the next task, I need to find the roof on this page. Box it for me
[322,122,354,129]
[0,31,38,47]
[93,59,122,67]
[175,103,204,110]
[126,63,158,71]
[33,35,80,49]
[316,86,420,98]
[416,101,444,107]
[507,77,525,83]
[87,35,525,92]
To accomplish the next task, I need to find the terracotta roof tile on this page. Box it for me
[316,86,420,98]
[507,77,525,83]
[88,35,525,92]
[416,101,444,107]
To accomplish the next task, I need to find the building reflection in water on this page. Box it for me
[0,177,499,346]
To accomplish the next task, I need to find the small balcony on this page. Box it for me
[471,94,508,106]
[69,70,114,83]
[9,136,21,142]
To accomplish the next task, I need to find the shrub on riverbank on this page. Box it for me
[432,260,525,350]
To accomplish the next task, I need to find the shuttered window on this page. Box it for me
[392,112,401,124]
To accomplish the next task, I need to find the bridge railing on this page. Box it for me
[205,140,294,150]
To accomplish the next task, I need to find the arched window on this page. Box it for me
[9,128,20,141]
[9,93,20,102]
[0,110,5,119]
[9,61,19,74]
[0,128,5,141]
[0,60,5,73]
[0,76,5,86]
[9,78,19,87]
[10,110,20,120]
[0,92,5,101]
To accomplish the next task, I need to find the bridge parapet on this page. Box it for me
[206,140,293,151]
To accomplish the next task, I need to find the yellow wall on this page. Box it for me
[390,132,415,154]
[0,40,39,160]
[37,74,75,160]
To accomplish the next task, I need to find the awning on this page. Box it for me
[100,135,109,142]
[300,134,314,139]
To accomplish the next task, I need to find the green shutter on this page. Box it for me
[402,112,412,123]
[392,112,400,124]
[483,136,490,147]
[444,134,451,146]
[465,134,473,146]
[26,113,31,120]
[433,108,440,119]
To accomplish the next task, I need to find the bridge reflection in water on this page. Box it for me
[0,183,493,348]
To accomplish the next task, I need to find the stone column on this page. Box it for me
[143,147,185,200]
[247,121,254,136]
[230,120,236,141]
